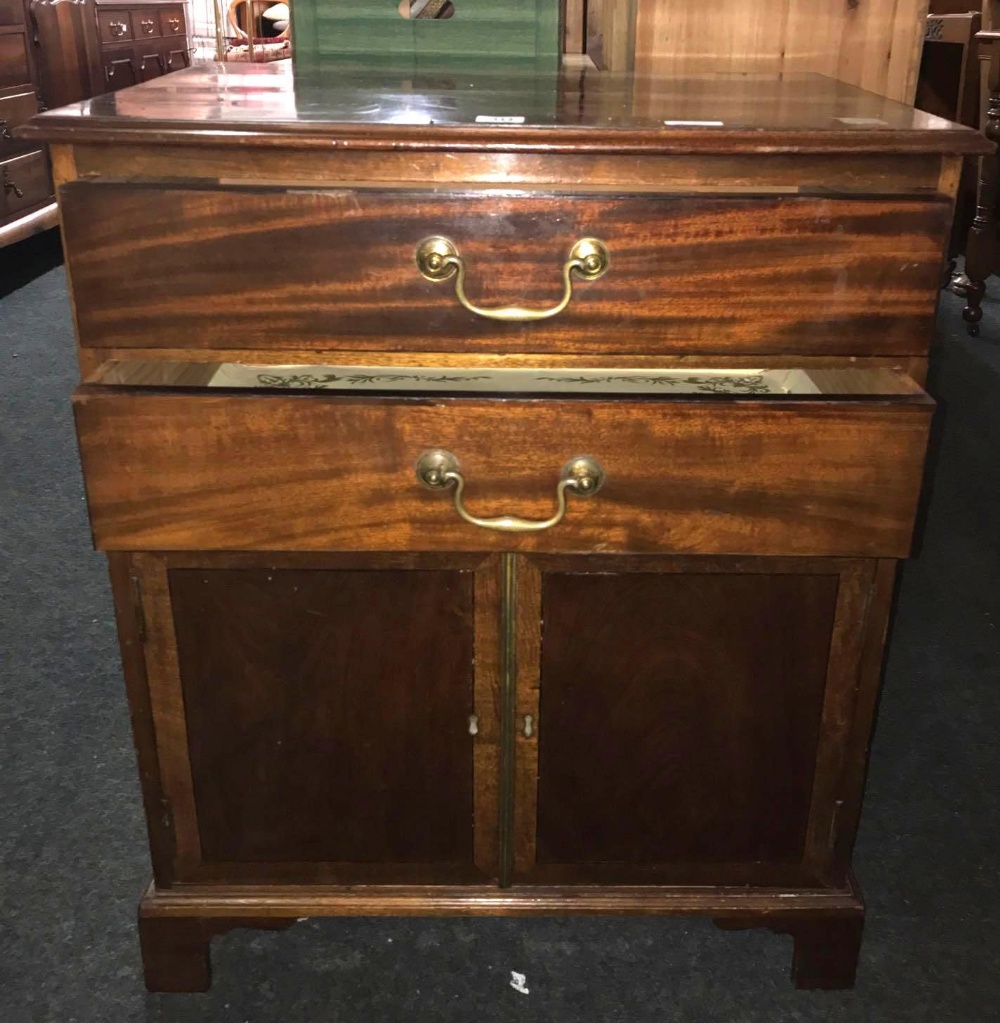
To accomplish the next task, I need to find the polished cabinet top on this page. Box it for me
[20,61,991,154]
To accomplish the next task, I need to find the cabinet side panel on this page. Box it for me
[169,566,477,870]
[535,570,839,870]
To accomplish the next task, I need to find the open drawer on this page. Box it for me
[73,363,934,556]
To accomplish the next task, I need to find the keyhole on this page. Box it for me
[399,0,455,18]
[523,714,534,738]
[468,714,479,736]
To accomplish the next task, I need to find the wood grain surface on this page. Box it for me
[170,564,479,874]
[73,391,933,557]
[532,568,837,871]
[60,184,952,355]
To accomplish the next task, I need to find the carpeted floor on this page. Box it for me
[1,233,998,1022]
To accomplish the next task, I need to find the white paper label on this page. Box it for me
[664,119,724,127]
[475,114,526,124]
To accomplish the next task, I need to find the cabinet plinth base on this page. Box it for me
[138,876,865,992]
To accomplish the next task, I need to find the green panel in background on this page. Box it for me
[291,0,563,72]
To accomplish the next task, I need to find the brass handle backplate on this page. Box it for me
[415,236,609,322]
[109,19,127,35]
[416,449,604,533]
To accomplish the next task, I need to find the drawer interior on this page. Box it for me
[90,360,929,399]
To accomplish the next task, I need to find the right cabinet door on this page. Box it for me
[513,555,886,887]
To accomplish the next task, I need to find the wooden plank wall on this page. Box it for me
[623,0,930,104]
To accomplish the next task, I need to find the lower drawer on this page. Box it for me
[73,370,933,556]
[0,88,39,148]
[1,149,50,218]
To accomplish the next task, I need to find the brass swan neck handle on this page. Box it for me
[415,450,605,533]
[415,236,610,322]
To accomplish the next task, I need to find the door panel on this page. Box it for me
[514,555,873,886]
[132,552,501,885]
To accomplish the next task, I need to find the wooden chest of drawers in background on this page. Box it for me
[0,0,55,244]
[18,63,991,994]
[1,0,190,245]
[95,0,189,91]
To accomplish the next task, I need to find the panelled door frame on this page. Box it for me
[116,550,503,886]
[111,549,894,891]
[508,554,888,888]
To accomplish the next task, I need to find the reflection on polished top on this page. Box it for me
[19,60,991,153]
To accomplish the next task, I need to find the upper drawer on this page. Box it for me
[58,184,951,356]
[158,5,184,35]
[97,8,133,44]
[132,9,161,38]
[73,366,933,556]
[0,0,24,27]
[0,32,30,89]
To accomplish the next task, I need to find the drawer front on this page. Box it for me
[132,9,161,38]
[0,33,30,89]
[0,0,24,28]
[158,5,184,35]
[161,42,189,72]
[98,9,134,44]
[135,47,165,81]
[59,184,950,356]
[103,54,139,91]
[73,391,932,556]
[0,88,38,150]
[1,149,50,217]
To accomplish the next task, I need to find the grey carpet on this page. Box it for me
[1,237,998,1021]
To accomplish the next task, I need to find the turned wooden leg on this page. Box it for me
[714,912,864,990]
[139,916,213,993]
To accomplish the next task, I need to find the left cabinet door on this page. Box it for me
[115,551,502,886]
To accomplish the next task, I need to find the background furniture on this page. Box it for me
[915,10,982,275]
[95,0,190,92]
[20,64,987,994]
[0,0,56,247]
[958,1,1000,333]
[291,0,561,71]
[629,0,931,102]
[1,0,190,247]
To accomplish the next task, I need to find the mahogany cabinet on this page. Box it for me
[18,63,990,994]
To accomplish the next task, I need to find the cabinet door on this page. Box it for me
[121,552,501,885]
[512,555,883,887]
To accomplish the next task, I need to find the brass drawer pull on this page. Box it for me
[3,168,24,199]
[416,449,604,533]
[141,17,155,32]
[415,236,609,322]
[109,19,128,36]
